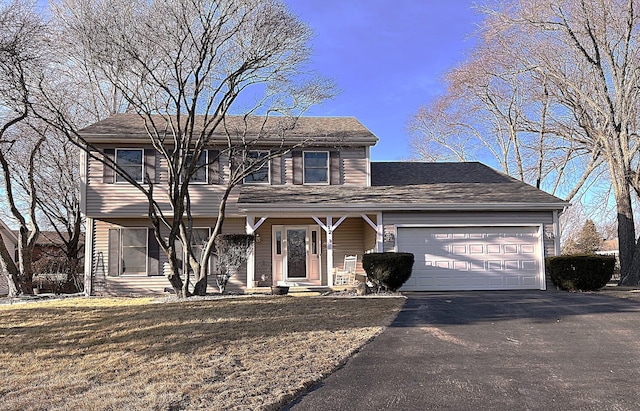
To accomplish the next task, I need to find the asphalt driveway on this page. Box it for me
[285,291,640,410]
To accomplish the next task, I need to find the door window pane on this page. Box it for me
[116,149,143,182]
[275,231,282,255]
[287,229,307,278]
[311,230,317,255]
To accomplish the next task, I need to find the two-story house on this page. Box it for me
[80,114,567,295]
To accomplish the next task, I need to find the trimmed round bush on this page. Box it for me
[546,255,615,291]
[362,252,414,292]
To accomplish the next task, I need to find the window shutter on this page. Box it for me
[208,149,220,184]
[270,156,282,185]
[292,151,303,185]
[144,149,156,184]
[148,229,160,276]
[103,149,115,184]
[108,228,120,276]
[330,151,341,185]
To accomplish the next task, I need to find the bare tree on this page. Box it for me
[408,33,599,200]
[0,0,52,296]
[30,131,84,286]
[48,0,335,297]
[411,0,640,284]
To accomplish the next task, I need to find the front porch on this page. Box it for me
[245,214,384,288]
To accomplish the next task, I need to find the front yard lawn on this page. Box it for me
[0,296,403,410]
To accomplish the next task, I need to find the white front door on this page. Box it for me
[272,225,321,284]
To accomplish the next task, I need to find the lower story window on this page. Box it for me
[121,228,147,275]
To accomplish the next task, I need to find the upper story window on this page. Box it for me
[244,150,270,184]
[115,149,144,183]
[303,151,329,184]
[185,151,207,183]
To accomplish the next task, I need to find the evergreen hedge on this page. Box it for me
[546,255,615,291]
[362,252,414,292]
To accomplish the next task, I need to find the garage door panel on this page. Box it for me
[397,226,543,291]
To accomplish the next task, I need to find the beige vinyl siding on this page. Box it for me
[342,148,368,186]
[383,211,554,226]
[254,222,274,286]
[283,152,293,184]
[282,147,368,187]
[86,175,243,218]
[92,218,167,295]
[543,224,557,257]
[91,217,247,295]
[363,214,379,253]
[332,218,368,274]
[86,148,245,218]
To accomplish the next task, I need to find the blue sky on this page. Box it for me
[284,1,484,161]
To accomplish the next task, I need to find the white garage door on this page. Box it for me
[397,226,543,291]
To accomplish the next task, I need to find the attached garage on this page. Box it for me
[396,226,545,291]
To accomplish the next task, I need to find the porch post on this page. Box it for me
[362,213,384,253]
[326,216,334,287]
[552,210,561,257]
[377,212,384,252]
[83,217,94,296]
[246,216,255,289]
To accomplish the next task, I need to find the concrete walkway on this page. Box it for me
[286,291,640,410]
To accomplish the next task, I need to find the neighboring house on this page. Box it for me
[597,238,620,279]
[0,229,84,295]
[0,220,18,296]
[27,231,85,266]
[80,114,568,295]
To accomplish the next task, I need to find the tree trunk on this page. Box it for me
[193,277,207,296]
[6,273,21,297]
[166,261,187,298]
[17,243,35,295]
[617,184,639,285]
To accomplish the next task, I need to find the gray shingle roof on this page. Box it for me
[79,113,378,146]
[371,162,515,185]
[237,162,567,211]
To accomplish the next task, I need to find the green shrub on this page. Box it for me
[362,252,414,292]
[546,255,615,291]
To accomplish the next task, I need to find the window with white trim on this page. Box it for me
[115,149,144,183]
[244,150,270,184]
[303,151,329,184]
[120,228,147,275]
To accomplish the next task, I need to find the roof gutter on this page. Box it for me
[238,201,569,213]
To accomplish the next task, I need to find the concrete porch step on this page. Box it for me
[246,285,355,295]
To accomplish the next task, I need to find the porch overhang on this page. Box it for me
[236,184,568,214]
[238,202,567,213]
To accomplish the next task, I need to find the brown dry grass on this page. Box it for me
[0,296,404,410]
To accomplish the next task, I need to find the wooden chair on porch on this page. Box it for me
[334,255,357,286]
